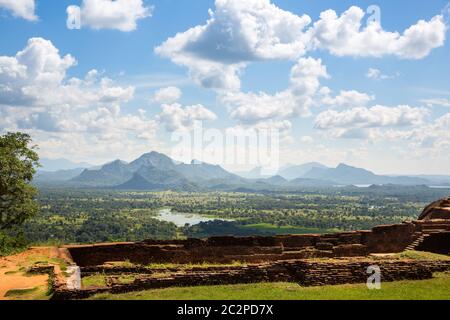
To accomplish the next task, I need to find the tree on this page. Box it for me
[0,132,40,230]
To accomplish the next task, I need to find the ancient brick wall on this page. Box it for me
[362,223,416,253]
[417,232,450,255]
[52,259,450,300]
[66,221,449,267]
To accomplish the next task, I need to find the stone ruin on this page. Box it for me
[37,197,450,299]
[419,196,450,220]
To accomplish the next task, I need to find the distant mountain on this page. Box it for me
[40,158,93,172]
[35,168,85,183]
[288,177,338,187]
[68,151,242,190]
[237,162,328,180]
[72,160,133,187]
[408,175,450,186]
[278,162,329,180]
[235,167,270,179]
[303,163,430,186]
[37,152,440,190]
[266,175,288,185]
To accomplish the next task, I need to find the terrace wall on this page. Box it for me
[67,222,425,267]
[52,259,450,300]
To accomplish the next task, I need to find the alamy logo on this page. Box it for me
[170,121,280,176]
[67,5,81,30]
[367,265,381,290]
[367,5,382,25]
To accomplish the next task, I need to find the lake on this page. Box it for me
[155,208,232,227]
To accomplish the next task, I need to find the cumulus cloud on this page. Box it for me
[321,90,375,108]
[70,0,152,31]
[156,1,447,90]
[310,7,446,59]
[226,119,293,147]
[0,38,159,161]
[157,103,217,131]
[369,113,450,160]
[0,38,77,106]
[155,0,312,90]
[0,0,37,21]
[0,38,134,109]
[224,57,328,123]
[153,86,182,104]
[314,105,429,139]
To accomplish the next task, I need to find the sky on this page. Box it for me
[0,0,449,175]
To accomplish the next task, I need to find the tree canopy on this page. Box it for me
[0,132,40,230]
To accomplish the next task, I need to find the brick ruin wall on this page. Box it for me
[49,219,450,299]
[417,232,450,255]
[67,220,450,267]
[52,259,450,300]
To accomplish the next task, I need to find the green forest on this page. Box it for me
[13,186,450,245]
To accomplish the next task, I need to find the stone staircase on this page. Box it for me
[405,234,430,251]
[406,220,450,251]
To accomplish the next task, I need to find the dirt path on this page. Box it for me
[0,247,60,300]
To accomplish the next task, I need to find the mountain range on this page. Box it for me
[35,152,450,190]
[69,152,244,190]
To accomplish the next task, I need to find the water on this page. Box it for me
[429,186,450,189]
[155,208,232,227]
[354,184,373,188]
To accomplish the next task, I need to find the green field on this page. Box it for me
[89,272,450,300]
[238,223,338,235]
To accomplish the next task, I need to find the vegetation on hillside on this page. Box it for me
[0,132,40,255]
[18,186,449,245]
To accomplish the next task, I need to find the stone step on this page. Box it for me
[420,224,450,229]
[422,229,447,234]
[405,234,429,251]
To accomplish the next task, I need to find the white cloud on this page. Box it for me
[369,113,450,160]
[0,38,159,161]
[421,98,450,107]
[0,38,76,106]
[157,103,217,132]
[321,90,375,108]
[300,136,314,144]
[153,86,182,104]
[224,57,328,123]
[155,0,312,91]
[226,119,293,146]
[366,68,398,80]
[0,38,135,110]
[0,0,37,21]
[73,0,152,31]
[156,1,447,90]
[315,105,429,136]
[310,6,446,59]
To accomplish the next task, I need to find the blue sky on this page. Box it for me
[0,0,449,175]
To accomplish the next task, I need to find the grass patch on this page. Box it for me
[82,274,107,289]
[90,272,450,300]
[116,275,137,284]
[4,285,50,300]
[146,261,247,270]
[392,251,450,261]
[4,270,20,275]
[107,261,248,270]
[5,287,39,297]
